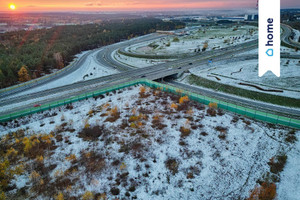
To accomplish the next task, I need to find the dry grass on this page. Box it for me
[105,106,120,122]
[268,154,287,174]
[78,151,106,175]
[209,102,218,109]
[165,158,180,175]
[207,108,217,116]
[78,125,108,141]
[248,182,277,200]
[179,96,189,104]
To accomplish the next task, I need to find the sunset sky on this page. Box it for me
[2,0,300,12]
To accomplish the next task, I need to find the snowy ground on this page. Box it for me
[113,50,174,68]
[0,85,298,200]
[188,57,300,99]
[126,25,258,56]
[292,28,300,43]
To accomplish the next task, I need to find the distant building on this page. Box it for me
[215,17,245,22]
[244,14,258,21]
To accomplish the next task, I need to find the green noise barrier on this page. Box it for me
[0,79,299,129]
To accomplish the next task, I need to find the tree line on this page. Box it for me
[0,18,185,88]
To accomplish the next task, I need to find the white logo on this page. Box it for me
[259,0,280,77]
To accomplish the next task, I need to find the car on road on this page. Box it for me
[34,104,41,107]
[178,67,182,69]
[141,75,146,78]
[189,63,193,65]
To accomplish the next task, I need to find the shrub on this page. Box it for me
[217,109,224,116]
[110,187,120,195]
[82,191,94,200]
[109,106,118,116]
[54,170,64,177]
[84,121,90,129]
[97,193,107,200]
[87,110,94,117]
[0,192,5,200]
[23,137,33,153]
[180,127,191,138]
[153,115,161,121]
[130,122,137,128]
[140,86,146,94]
[186,109,194,116]
[79,151,106,174]
[65,154,76,162]
[218,134,226,140]
[6,147,18,157]
[36,155,44,163]
[207,108,217,116]
[165,158,179,175]
[200,132,208,136]
[129,115,139,122]
[129,185,136,192]
[78,125,108,141]
[120,162,127,170]
[173,37,179,42]
[208,102,218,109]
[248,182,276,200]
[179,96,189,104]
[170,103,178,110]
[268,154,287,174]
[285,130,297,143]
[106,106,120,122]
[152,115,167,130]
[231,116,239,123]
[30,171,41,182]
[54,192,64,200]
[215,126,227,133]
[180,119,191,137]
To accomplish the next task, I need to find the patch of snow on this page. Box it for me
[189,58,300,99]
[127,25,258,56]
[113,49,174,68]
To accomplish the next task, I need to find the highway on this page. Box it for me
[281,23,300,49]
[0,24,299,120]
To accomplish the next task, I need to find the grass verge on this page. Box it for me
[188,74,300,108]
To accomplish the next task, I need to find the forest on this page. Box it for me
[0,18,185,88]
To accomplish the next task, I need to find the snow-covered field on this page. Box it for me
[0,85,298,200]
[113,50,174,68]
[189,57,300,99]
[126,25,258,56]
[292,28,300,43]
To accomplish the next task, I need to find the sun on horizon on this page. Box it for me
[9,3,16,10]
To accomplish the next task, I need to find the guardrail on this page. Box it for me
[1,79,299,129]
